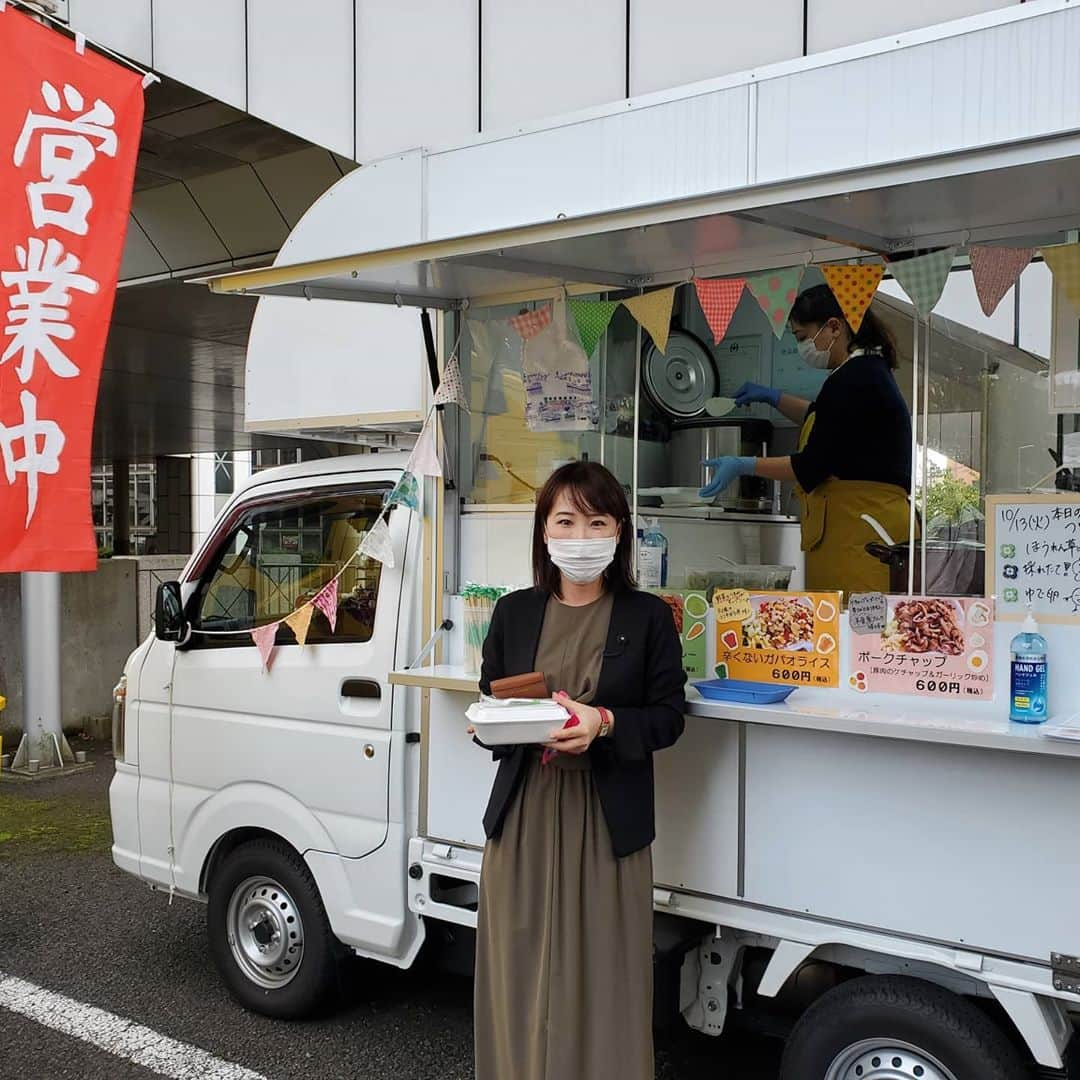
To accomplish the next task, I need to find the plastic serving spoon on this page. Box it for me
[704,396,736,417]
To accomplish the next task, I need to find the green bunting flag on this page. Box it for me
[569,299,619,358]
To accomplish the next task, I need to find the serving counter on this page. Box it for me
[393,617,1080,968]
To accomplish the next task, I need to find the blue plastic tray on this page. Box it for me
[693,678,795,705]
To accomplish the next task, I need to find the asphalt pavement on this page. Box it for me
[0,746,782,1080]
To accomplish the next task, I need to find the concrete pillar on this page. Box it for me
[112,458,131,556]
[17,571,68,768]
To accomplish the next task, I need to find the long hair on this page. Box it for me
[532,462,636,597]
[790,282,898,369]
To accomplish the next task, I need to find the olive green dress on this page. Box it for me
[474,592,655,1080]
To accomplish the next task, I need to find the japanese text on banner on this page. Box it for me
[0,9,144,571]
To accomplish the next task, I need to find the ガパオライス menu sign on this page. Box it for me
[713,590,841,688]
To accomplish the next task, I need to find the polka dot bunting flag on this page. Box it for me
[744,266,806,340]
[821,264,885,332]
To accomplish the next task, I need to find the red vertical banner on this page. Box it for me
[0,9,144,571]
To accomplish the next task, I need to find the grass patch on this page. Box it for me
[0,790,111,857]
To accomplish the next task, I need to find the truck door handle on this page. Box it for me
[341,678,381,700]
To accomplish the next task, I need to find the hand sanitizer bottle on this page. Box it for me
[1010,607,1048,723]
[638,518,668,589]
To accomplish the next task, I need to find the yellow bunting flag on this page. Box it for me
[821,264,885,332]
[1042,243,1080,319]
[622,286,676,354]
[284,603,314,647]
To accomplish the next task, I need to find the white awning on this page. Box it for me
[201,0,1080,310]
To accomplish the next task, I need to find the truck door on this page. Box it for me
[166,482,409,866]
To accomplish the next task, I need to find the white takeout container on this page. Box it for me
[467,699,571,745]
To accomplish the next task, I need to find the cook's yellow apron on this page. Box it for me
[796,412,913,597]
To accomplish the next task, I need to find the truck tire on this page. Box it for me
[207,838,343,1018]
[780,975,1028,1080]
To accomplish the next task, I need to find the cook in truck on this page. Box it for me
[700,283,914,596]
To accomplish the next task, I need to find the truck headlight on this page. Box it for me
[112,675,127,762]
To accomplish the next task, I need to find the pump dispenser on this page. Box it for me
[1009,607,1048,723]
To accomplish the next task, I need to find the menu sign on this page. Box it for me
[714,590,841,688]
[848,596,994,700]
[653,589,709,680]
[987,494,1080,623]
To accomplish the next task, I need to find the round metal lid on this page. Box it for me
[642,330,717,419]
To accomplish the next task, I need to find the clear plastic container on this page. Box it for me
[685,565,795,592]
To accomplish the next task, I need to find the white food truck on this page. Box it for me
[110,8,1080,1077]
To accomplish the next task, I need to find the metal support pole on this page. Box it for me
[908,313,919,597]
[16,571,72,769]
[632,294,643,580]
[112,458,130,556]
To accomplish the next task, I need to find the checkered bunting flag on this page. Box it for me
[969,246,1033,318]
[693,278,745,344]
[509,306,552,340]
[888,248,956,319]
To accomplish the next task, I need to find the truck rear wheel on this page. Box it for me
[780,975,1027,1080]
[207,838,342,1018]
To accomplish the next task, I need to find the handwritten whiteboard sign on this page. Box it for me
[986,494,1080,623]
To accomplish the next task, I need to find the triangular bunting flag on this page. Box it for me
[888,248,956,319]
[821,264,884,332]
[568,299,619,357]
[359,515,395,568]
[284,604,314,647]
[314,578,339,633]
[433,354,470,411]
[509,306,552,340]
[386,471,419,512]
[251,621,280,669]
[693,278,745,343]
[745,266,806,339]
[969,246,1033,317]
[1042,243,1080,319]
[622,287,676,354]
[406,414,443,478]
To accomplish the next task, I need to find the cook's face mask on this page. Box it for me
[546,536,618,584]
[796,324,836,370]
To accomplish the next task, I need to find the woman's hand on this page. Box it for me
[544,692,602,755]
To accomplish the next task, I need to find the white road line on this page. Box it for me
[0,970,271,1080]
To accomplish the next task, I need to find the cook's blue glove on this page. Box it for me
[700,456,756,500]
[734,381,781,408]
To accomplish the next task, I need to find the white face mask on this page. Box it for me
[796,325,834,370]
[546,536,618,583]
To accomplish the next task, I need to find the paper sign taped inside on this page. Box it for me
[848,592,887,635]
[712,589,752,624]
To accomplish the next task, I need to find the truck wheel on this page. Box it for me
[781,975,1027,1080]
[207,838,342,1018]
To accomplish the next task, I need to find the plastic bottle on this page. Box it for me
[1009,607,1048,724]
[638,518,668,589]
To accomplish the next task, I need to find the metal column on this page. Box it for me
[14,572,72,770]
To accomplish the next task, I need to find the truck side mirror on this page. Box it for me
[155,581,189,643]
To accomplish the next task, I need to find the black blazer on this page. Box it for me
[478,586,686,858]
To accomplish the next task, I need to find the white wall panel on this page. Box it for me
[481,0,625,134]
[630,0,803,96]
[428,85,750,240]
[152,0,247,110]
[756,9,1080,185]
[808,0,1015,53]
[247,0,355,158]
[67,0,152,64]
[356,0,478,163]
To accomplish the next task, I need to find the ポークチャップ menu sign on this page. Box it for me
[987,494,1080,622]
[714,590,841,688]
[848,596,995,700]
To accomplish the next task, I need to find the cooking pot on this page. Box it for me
[865,540,986,597]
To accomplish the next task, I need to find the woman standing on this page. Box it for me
[700,283,914,596]
[473,460,686,1080]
